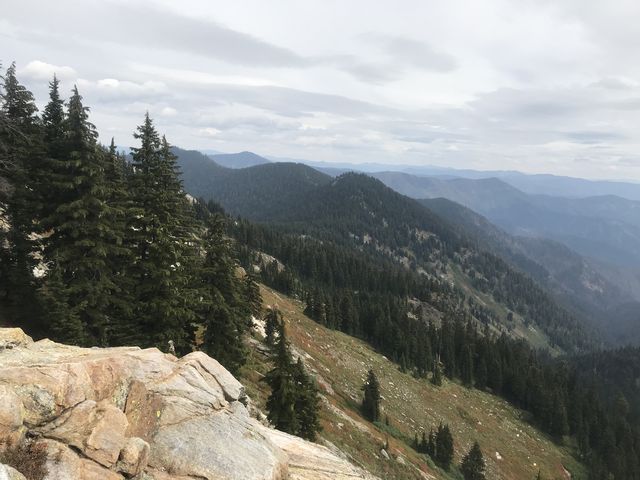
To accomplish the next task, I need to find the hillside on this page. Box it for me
[421,198,639,345]
[221,171,595,352]
[242,285,585,480]
[173,147,332,219]
[209,151,271,168]
[371,171,640,268]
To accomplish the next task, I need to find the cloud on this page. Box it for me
[327,35,457,84]
[365,34,457,72]
[19,60,77,81]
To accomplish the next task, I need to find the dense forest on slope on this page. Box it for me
[226,208,640,480]
[180,158,596,353]
[421,197,640,345]
[370,171,640,269]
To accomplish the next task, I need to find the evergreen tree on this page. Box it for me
[431,361,443,386]
[460,441,485,480]
[264,307,281,346]
[127,115,199,352]
[293,357,322,441]
[0,63,43,332]
[244,273,262,318]
[265,322,299,434]
[40,87,122,346]
[361,369,381,422]
[200,214,248,375]
[435,423,454,470]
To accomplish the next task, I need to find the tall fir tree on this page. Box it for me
[0,63,44,332]
[127,115,199,352]
[264,307,281,346]
[460,441,486,480]
[361,369,381,422]
[200,214,249,375]
[265,322,299,434]
[435,423,454,471]
[41,86,122,346]
[293,357,322,441]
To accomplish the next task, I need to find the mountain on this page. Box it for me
[174,146,596,352]
[273,158,640,201]
[371,171,640,268]
[209,151,271,168]
[422,197,640,345]
[173,147,331,219]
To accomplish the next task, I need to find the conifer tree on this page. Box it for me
[264,307,281,346]
[435,423,454,470]
[361,369,381,422]
[0,63,44,332]
[265,322,299,434]
[293,357,322,441]
[460,441,485,480]
[127,115,199,352]
[200,214,248,375]
[41,86,123,346]
[431,361,443,386]
[244,273,262,318]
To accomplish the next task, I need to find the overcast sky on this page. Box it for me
[3,0,640,180]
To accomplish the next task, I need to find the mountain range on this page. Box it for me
[173,147,640,347]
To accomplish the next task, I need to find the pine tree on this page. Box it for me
[0,63,44,333]
[265,322,299,434]
[431,361,443,386]
[293,357,322,441]
[244,273,262,318]
[127,115,199,352]
[361,369,381,422]
[40,86,122,346]
[460,441,485,480]
[435,423,454,470]
[200,214,248,375]
[427,428,436,458]
[264,307,281,346]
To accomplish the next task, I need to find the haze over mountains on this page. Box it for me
[172,146,640,347]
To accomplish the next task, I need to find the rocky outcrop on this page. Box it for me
[0,328,377,480]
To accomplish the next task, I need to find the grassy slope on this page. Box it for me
[241,285,585,480]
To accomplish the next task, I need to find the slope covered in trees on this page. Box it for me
[178,157,595,353]
[244,285,586,480]
[422,197,640,345]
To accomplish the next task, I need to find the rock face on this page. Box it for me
[0,328,377,480]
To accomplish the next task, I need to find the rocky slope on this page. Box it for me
[0,328,377,480]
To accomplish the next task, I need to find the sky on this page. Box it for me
[3,0,640,180]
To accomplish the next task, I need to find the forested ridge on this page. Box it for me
[224,204,640,478]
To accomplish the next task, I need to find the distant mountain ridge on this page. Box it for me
[370,171,640,269]
[209,151,270,168]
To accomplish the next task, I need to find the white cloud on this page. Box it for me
[19,60,76,81]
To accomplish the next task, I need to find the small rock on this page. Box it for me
[0,386,24,445]
[37,400,128,468]
[0,464,27,480]
[381,449,390,460]
[0,328,33,350]
[117,437,149,477]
